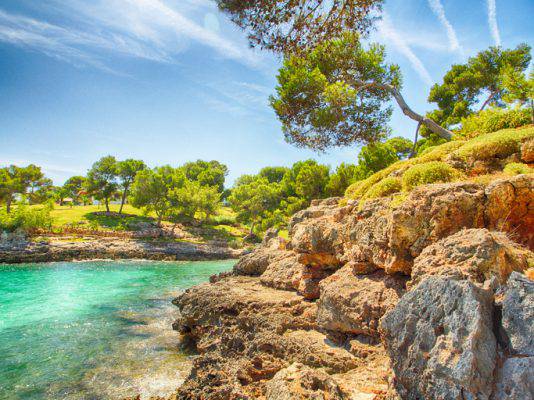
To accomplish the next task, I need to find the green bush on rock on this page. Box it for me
[503,162,533,175]
[451,126,534,161]
[401,162,460,191]
[363,177,402,200]
[458,108,531,140]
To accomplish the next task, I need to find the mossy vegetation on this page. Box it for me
[457,108,531,140]
[401,162,460,191]
[503,162,533,175]
[345,126,534,201]
[363,177,402,200]
[450,126,534,161]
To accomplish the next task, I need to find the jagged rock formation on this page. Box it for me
[171,174,534,400]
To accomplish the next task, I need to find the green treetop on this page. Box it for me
[0,164,45,213]
[117,159,146,214]
[85,156,118,213]
[426,44,531,133]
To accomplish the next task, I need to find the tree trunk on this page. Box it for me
[479,90,497,112]
[249,221,255,236]
[409,121,422,158]
[119,187,128,215]
[6,196,12,214]
[530,99,534,125]
[355,80,453,141]
[387,86,453,141]
[104,198,110,213]
[157,214,163,228]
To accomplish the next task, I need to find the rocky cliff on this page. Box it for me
[171,173,534,400]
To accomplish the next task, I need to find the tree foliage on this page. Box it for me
[130,166,186,226]
[426,44,532,133]
[0,164,45,213]
[271,32,400,150]
[216,0,383,54]
[117,159,146,214]
[85,156,119,213]
[181,160,228,192]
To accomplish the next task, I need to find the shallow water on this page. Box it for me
[0,259,235,400]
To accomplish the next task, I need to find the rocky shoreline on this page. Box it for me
[168,174,534,400]
[0,236,244,264]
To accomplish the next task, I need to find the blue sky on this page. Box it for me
[0,0,532,186]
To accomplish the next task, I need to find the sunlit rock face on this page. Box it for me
[172,175,534,400]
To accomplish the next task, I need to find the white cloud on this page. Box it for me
[486,0,501,46]
[427,0,461,52]
[0,0,262,73]
[377,13,433,86]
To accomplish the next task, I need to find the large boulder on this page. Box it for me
[380,277,496,400]
[387,182,486,274]
[265,363,343,400]
[500,272,534,356]
[492,358,534,400]
[233,237,289,276]
[485,174,534,249]
[409,229,532,289]
[317,266,406,337]
[260,253,302,291]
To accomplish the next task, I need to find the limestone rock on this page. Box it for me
[317,266,406,337]
[492,357,534,400]
[260,253,302,291]
[265,363,343,400]
[485,174,534,249]
[521,137,534,163]
[387,182,486,274]
[233,245,290,276]
[410,229,532,289]
[380,277,496,400]
[501,272,534,356]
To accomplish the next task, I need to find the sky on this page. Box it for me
[0,0,533,186]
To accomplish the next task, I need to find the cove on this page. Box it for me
[0,259,235,400]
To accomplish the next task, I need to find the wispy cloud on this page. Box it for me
[0,0,262,73]
[427,0,461,52]
[377,13,433,86]
[486,0,501,46]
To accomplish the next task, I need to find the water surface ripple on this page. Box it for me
[0,259,234,400]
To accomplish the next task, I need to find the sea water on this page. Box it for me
[0,259,234,400]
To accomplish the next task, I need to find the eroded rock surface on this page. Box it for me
[168,175,534,400]
[410,228,532,288]
[380,277,496,400]
[317,266,406,337]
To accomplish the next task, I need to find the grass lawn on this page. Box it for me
[50,204,149,227]
[43,204,248,244]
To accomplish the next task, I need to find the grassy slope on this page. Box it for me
[41,204,248,245]
[345,126,534,203]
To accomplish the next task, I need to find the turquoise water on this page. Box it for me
[0,260,234,400]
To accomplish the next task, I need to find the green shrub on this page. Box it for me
[416,140,465,162]
[503,162,533,175]
[402,161,460,191]
[458,107,531,139]
[344,160,410,199]
[0,203,53,233]
[452,126,534,161]
[363,177,402,200]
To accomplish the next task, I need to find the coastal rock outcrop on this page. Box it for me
[380,277,496,400]
[170,175,534,400]
[317,267,406,337]
[409,228,532,288]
